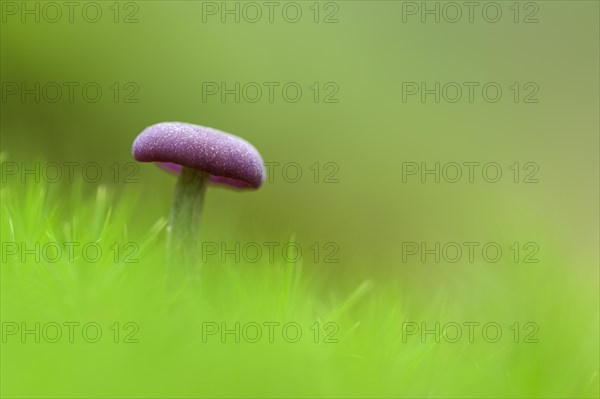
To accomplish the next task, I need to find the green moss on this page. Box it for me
[1,174,598,398]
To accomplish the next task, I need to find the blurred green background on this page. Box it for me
[1,1,598,397]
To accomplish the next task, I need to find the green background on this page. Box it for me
[1,1,598,397]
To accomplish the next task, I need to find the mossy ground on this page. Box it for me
[0,173,598,398]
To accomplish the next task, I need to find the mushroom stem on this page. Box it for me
[167,166,209,274]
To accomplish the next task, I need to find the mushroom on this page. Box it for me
[157,162,254,189]
[132,122,265,268]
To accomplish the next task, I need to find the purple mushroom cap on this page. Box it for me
[132,122,265,189]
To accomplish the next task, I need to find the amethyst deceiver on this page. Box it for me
[133,122,265,189]
[132,122,265,269]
